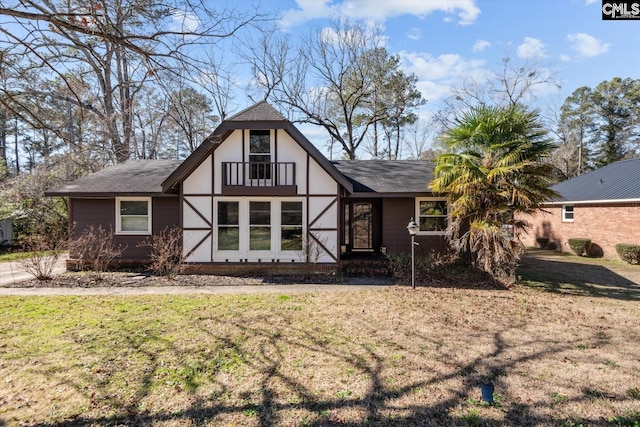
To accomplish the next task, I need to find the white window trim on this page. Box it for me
[116,197,152,235]
[213,197,306,261]
[247,129,274,185]
[562,205,574,223]
[415,197,448,236]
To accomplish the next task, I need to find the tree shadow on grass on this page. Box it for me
[24,307,635,427]
[518,252,640,301]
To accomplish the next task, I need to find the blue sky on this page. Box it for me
[247,0,636,110]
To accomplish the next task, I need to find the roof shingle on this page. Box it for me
[333,160,436,195]
[226,100,287,122]
[46,160,182,197]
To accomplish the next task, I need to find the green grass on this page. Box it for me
[0,250,62,262]
[1,287,639,426]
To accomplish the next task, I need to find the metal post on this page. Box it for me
[411,234,415,290]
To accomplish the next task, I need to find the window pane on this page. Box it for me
[282,202,303,225]
[120,200,148,216]
[420,200,447,216]
[218,227,239,250]
[343,204,350,245]
[281,227,303,251]
[420,217,447,232]
[122,216,149,232]
[250,130,270,154]
[218,202,239,225]
[250,202,271,225]
[564,206,574,220]
[250,227,271,250]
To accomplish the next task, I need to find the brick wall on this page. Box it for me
[519,203,640,260]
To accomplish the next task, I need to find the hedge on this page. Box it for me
[535,237,549,249]
[615,244,640,265]
[567,238,591,256]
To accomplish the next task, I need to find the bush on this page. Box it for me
[535,237,549,249]
[386,251,463,281]
[138,227,185,279]
[71,225,124,278]
[19,226,68,280]
[616,244,640,265]
[567,238,591,256]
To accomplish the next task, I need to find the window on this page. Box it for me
[214,198,305,257]
[281,201,303,251]
[218,201,239,250]
[417,198,448,234]
[249,130,271,180]
[562,205,574,222]
[117,198,151,234]
[249,201,271,250]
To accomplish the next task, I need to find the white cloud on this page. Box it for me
[400,51,486,102]
[280,0,480,28]
[567,33,610,57]
[584,0,598,4]
[472,39,491,52]
[516,37,547,59]
[407,28,421,41]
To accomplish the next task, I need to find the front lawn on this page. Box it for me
[1,286,639,426]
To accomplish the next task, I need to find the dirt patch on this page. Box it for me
[2,270,345,288]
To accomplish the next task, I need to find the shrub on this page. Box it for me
[71,225,124,278]
[386,250,463,282]
[616,244,640,265]
[535,237,549,249]
[567,238,591,256]
[138,227,185,279]
[20,226,68,280]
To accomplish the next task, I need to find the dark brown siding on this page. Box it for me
[70,197,180,260]
[381,198,447,255]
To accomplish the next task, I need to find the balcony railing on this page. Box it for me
[222,162,297,195]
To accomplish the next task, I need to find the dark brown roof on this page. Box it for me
[45,158,439,198]
[226,100,287,122]
[45,160,182,197]
[333,160,436,196]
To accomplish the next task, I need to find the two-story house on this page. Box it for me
[47,102,448,274]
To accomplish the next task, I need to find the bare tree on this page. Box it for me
[437,56,560,131]
[403,118,436,160]
[0,0,260,163]
[249,20,422,160]
[165,83,216,157]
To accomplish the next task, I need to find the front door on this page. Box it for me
[343,200,381,253]
[352,201,373,251]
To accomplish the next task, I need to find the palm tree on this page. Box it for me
[431,104,558,286]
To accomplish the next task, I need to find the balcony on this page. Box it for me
[222,162,297,195]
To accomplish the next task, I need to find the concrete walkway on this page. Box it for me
[0,282,393,296]
[0,254,68,287]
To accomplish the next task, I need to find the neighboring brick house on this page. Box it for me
[46,101,447,274]
[520,158,640,260]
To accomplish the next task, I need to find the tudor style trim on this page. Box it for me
[162,102,353,194]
